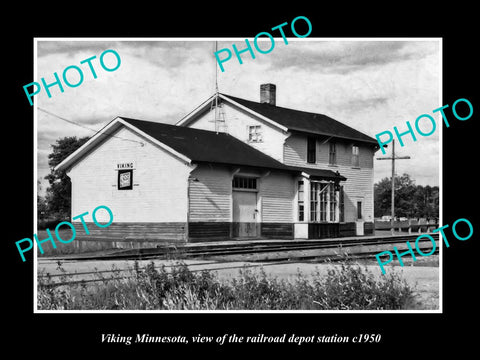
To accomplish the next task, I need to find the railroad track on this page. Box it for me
[37,234,439,287]
[44,233,440,262]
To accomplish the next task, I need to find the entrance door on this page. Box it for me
[232,191,258,238]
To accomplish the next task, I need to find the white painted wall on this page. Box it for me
[185,102,288,163]
[67,126,192,223]
[294,223,309,239]
[284,134,375,223]
[185,100,375,224]
[259,171,295,223]
[188,165,232,222]
[189,164,296,224]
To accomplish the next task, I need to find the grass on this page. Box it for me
[37,261,418,310]
[353,254,439,267]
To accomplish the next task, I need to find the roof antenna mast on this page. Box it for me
[215,40,219,96]
[214,41,219,132]
[211,40,226,133]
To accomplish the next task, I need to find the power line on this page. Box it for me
[37,107,144,146]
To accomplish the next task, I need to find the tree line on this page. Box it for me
[374,173,439,220]
[38,136,89,227]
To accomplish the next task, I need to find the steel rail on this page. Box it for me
[41,233,439,262]
[37,234,439,288]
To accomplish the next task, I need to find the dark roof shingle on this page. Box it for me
[122,117,289,170]
[221,93,377,144]
[121,117,345,181]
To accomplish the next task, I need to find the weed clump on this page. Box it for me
[38,261,416,310]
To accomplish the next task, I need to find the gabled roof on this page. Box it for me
[120,117,289,170]
[122,118,346,180]
[220,94,378,144]
[55,117,346,182]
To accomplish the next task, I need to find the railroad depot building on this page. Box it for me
[55,84,379,242]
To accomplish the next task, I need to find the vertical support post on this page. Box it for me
[305,178,311,223]
[214,41,220,133]
[306,179,312,241]
[391,140,395,235]
[326,183,330,223]
[335,185,340,224]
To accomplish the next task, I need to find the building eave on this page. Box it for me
[54,117,193,172]
[175,93,217,127]
[175,93,289,133]
[219,94,289,132]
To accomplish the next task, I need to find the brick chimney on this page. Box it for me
[260,83,276,106]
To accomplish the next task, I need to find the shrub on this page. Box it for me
[312,263,414,310]
[37,261,417,310]
[37,218,70,230]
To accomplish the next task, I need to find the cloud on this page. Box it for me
[128,41,214,69]
[38,40,215,70]
[37,41,120,57]
[35,39,441,189]
[267,40,438,74]
[341,96,389,112]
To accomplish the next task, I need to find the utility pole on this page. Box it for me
[376,140,411,235]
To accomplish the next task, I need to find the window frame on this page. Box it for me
[307,137,316,163]
[298,180,304,221]
[247,125,263,143]
[339,185,345,222]
[310,182,330,222]
[329,142,336,165]
[309,182,340,223]
[357,201,363,220]
[352,144,360,167]
[232,176,258,191]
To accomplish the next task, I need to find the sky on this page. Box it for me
[35,38,441,196]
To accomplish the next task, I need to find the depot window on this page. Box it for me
[329,142,336,165]
[232,176,257,190]
[307,137,316,163]
[298,181,305,221]
[352,145,360,167]
[310,182,337,222]
[248,125,263,142]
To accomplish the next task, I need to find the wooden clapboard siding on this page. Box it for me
[284,133,374,224]
[283,133,306,165]
[308,223,339,239]
[261,223,294,238]
[71,222,187,241]
[188,165,231,222]
[68,126,191,223]
[339,222,356,237]
[186,102,288,162]
[259,171,294,223]
[339,166,374,223]
[284,133,374,169]
[364,221,375,235]
[188,222,231,239]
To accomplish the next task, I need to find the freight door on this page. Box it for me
[232,191,258,238]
